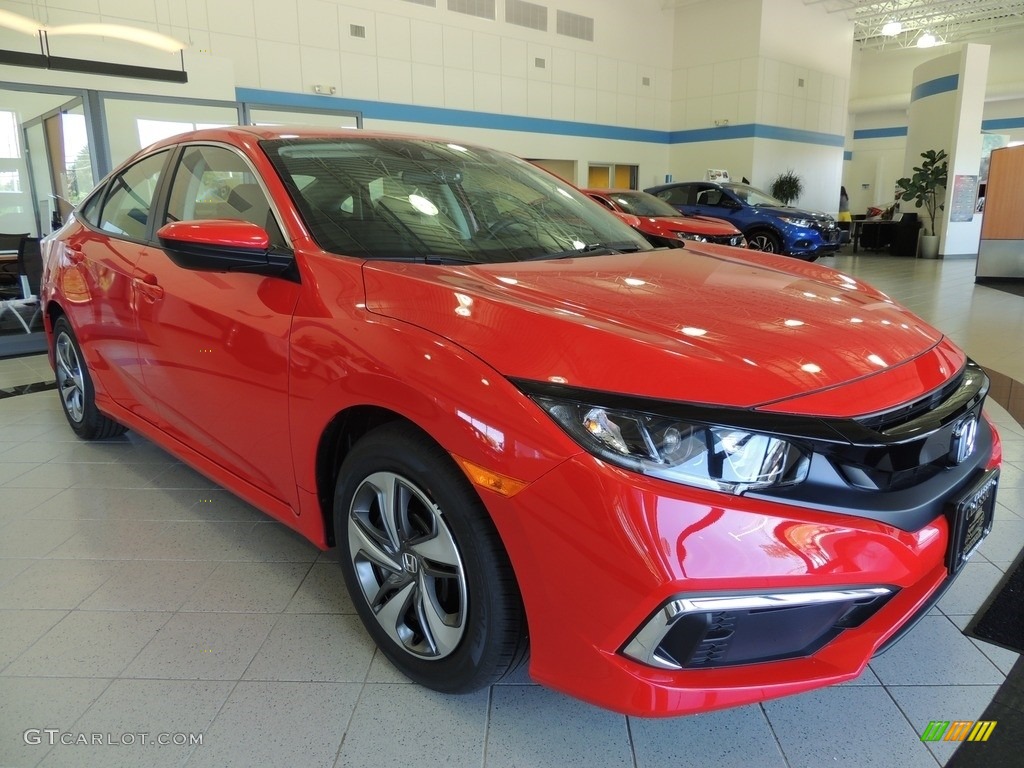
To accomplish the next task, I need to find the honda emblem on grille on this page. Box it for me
[950,414,978,465]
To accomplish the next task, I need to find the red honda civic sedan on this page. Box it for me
[41,127,1000,717]
[584,187,746,249]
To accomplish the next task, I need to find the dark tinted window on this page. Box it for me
[608,192,682,217]
[695,188,725,206]
[77,189,103,227]
[263,137,650,264]
[654,185,692,206]
[98,150,169,240]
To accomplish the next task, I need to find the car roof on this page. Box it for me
[139,125,486,153]
[585,188,653,197]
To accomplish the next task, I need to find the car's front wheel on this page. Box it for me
[52,316,127,440]
[747,230,781,253]
[333,422,527,692]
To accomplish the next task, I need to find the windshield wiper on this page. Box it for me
[521,243,642,261]
[369,254,484,265]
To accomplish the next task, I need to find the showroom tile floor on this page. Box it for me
[0,253,1022,768]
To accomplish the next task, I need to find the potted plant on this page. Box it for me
[896,149,948,258]
[769,170,803,205]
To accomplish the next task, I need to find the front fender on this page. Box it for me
[286,305,582,534]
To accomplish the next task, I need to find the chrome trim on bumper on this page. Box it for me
[623,587,894,670]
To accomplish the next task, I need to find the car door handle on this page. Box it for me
[134,273,164,301]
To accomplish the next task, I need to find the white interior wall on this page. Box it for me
[667,140,755,190]
[2,0,1022,220]
[759,0,855,79]
[0,0,678,188]
[752,140,843,215]
[360,115,668,189]
[668,0,848,213]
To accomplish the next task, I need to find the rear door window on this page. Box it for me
[98,150,170,240]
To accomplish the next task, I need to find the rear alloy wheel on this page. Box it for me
[334,422,526,692]
[747,231,781,253]
[52,317,127,440]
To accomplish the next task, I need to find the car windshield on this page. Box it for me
[607,191,683,218]
[262,138,650,263]
[724,183,784,207]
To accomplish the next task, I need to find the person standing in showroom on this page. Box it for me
[838,185,852,222]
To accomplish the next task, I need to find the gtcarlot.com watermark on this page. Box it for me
[24,729,203,747]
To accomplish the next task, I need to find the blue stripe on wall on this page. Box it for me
[910,74,959,103]
[852,126,908,139]
[237,87,669,143]
[237,87,846,148]
[669,124,844,147]
[982,117,1024,131]
[844,150,853,161]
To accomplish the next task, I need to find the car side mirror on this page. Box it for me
[156,220,293,277]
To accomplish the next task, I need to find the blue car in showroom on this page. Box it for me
[644,180,842,260]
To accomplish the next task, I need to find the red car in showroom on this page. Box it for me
[41,127,1000,717]
[585,187,746,249]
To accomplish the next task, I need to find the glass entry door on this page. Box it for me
[22,97,96,235]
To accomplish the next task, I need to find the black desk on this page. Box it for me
[850,215,920,257]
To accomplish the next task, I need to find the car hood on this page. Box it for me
[754,205,834,224]
[362,247,950,413]
[645,215,739,236]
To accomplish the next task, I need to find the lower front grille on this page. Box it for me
[622,588,895,670]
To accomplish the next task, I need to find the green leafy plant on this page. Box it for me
[896,149,948,235]
[769,170,803,205]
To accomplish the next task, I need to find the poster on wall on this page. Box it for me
[949,175,979,222]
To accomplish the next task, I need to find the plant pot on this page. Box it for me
[919,234,940,259]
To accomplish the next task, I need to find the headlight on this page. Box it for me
[534,397,809,494]
[678,232,707,242]
[730,235,746,247]
[779,216,815,228]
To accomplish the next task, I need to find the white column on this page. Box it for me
[904,44,990,257]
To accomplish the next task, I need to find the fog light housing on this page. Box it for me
[622,587,895,670]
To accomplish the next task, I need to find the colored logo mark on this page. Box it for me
[920,720,996,742]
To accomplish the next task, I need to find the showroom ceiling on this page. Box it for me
[663,0,1024,50]
[811,0,1024,49]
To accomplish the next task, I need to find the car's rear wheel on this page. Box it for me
[333,422,527,692]
[747,230,781,253]
[52,316,127,440]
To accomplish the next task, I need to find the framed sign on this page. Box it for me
[949,174,979,222]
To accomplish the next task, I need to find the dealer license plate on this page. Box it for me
[946,468,998,574]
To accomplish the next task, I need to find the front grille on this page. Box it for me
[709,234,744,247]
[811,221,840,243]
[857,367,967,432]
[749,360,993,530]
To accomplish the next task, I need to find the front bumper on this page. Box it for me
[486,416,1000,717]
[784,224,842,259]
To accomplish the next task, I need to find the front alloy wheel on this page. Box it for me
[348,470,468,659]
[334,422,527,692]
[747,231,781,253]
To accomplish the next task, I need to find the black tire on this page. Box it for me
[52,316,127,440]
[333,422,527,693]
[747,230,781,253]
